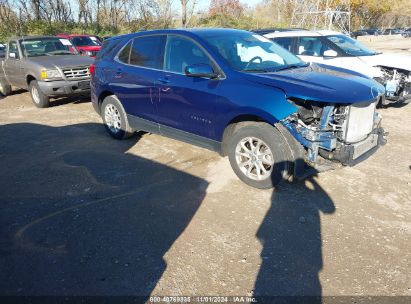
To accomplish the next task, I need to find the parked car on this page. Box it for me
[56,34,102,57]
[351,30,367,38]
[0,43,5,58]
[365,29,381,36]
[263,29,411,105]
[91,28,386,189]
[0,36,94,107]
[382,28,403,35]
[402,28,411,38]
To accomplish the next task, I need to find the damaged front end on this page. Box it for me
[281,97,387,175]
[375,67,411,105]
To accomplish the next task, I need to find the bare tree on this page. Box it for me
[181,0,196,27]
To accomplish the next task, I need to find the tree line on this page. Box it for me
[0,0,410,41]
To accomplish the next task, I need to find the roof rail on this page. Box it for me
[252,28,308,35]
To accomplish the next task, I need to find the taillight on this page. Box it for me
[90,64,96,76]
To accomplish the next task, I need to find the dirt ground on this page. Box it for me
[0,39,410,300]
[361,36,411,55]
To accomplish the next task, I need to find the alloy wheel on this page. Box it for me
[104,103,122,133]
[235,137,274,181]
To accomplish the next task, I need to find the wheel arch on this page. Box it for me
[220,113,306,181]
[220,111,277,156]
[98,90,115,109]
[26,74,36,86]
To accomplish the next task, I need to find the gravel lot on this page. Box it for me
[0,39,410,299]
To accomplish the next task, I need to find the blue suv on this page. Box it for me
[91,28,386,189]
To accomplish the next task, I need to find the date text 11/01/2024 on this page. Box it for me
[149,296,257,303]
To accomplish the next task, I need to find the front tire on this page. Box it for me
[227,122,289,189]
[29,80,49,108]
[0,79,12,96]
[101,95,134,140]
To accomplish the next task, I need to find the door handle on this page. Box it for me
[157,77,170,84]
[115,68,122,78]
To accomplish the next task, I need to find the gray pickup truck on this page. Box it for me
[0,36,94,108]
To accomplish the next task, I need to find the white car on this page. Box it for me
[260,29,411,105]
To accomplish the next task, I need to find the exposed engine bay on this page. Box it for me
[376,66,411,104]
[282,98,386,170]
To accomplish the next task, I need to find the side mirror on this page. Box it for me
[9,52,16,59]
[185,63,218,79]
[323,50,338,58]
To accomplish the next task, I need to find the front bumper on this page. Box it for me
[319,127,386,166]
[281,101,386,175]
[38,79,90,97]
[375,78,411,104]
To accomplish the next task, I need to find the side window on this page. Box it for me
[297,37,332,57]
[129,35,166,69]
[117,41,132,64]
[8,41,19,59]
[164,35,213,74]
[273,37,293,52]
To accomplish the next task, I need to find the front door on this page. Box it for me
[4,41,24,88]
[296,36,342,67]
[156,35,223,140]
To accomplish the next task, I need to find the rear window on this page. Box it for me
[117,41,132,63]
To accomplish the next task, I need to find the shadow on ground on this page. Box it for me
[254,172,335,302]
[0,122,208,296]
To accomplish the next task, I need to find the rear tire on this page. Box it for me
[227,122,289,189]
[29,80,49,108]
[0,79,12,96]
[101,95,134,140]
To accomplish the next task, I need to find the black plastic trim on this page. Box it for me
[127,114,222,153]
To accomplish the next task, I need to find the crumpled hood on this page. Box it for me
[245,63,385,104]
[28,55,94,69]
[359,53,411,71]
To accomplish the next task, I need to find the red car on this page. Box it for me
[56,34,102,57]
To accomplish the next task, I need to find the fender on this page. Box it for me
[217,101,298,141]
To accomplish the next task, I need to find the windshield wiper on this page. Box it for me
[275,63,309,72]
[241,68,269,73]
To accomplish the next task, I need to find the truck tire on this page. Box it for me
[0,79,11,96]
[227,122,289,189]
[101,95,134,140]
[29,80,49,108]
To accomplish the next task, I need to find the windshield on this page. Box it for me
[71,36,101,47]
[202,31,305,72]
[20,38,77,57]
[326,34,377,56]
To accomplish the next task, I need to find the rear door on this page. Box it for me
[109,35,166,131]
[4,41,24,87]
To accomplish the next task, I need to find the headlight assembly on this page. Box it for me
[41,69,62,80]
